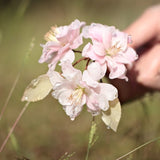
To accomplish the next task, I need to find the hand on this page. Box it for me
[126,5,160,89]
[111,5,160,103]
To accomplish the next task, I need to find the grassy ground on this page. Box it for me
[0,0,160,159]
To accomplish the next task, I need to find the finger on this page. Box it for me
[125,5,160,49]
[134,43,160,89]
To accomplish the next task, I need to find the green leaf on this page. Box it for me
[10,132,19,151]
[101,98,121,132]
[21,74,52,102]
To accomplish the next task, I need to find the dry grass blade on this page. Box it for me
[0,73,20,120]
[0,37,35,120]
[116,136,160,160]
[0,102,30,154]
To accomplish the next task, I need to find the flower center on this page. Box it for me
[106,42,121,57]
[44,26,59,42]
[69,86,85,106]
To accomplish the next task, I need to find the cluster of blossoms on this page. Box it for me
[0,19,138,156]
[38,19,138,121]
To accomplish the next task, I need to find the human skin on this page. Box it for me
[110,5,160,103]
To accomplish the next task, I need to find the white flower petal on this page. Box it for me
[60,49,75,64]
[82,70,99,88]
[86,90,100,114]
[64,104,84,121]
[86,62,107,81]
[90,83,118,111]
[70,34,83,49]
[98,96,109,111]
[82,26,90,39]
[58,89,73,105]
[99,83,118,101]
[93,41,106,56]
[102,27,113,49]
[47,70,64,87]
[108,60,127,80]
[112,30,128,50]
[113,54,131,64]
[39,41,61,63]
[61,61,82,81]
[124,47,138,62]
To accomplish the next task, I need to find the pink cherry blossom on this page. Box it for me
[48,61,118,120]
[39,19,85,70]
[82,23,138,80]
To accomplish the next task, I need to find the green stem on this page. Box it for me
[85,143,90,160]
[85,116,95,160]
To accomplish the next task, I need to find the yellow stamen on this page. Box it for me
[69,86,85,106]
[44,26,59,42]
[106,42,121,57]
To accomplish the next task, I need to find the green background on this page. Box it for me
[0,0,160,159]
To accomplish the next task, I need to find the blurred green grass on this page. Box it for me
[0,0,160,159]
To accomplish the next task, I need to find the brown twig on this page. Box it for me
[72,49,82,53]
[73,57,89,67]
[85,59,90,70]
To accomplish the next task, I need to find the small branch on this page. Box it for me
[85,59,90,70]
[0,102,30,153]
[73,57,89,67]
[72,49,82,53]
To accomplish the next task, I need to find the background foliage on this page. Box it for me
[0,0,160,159]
